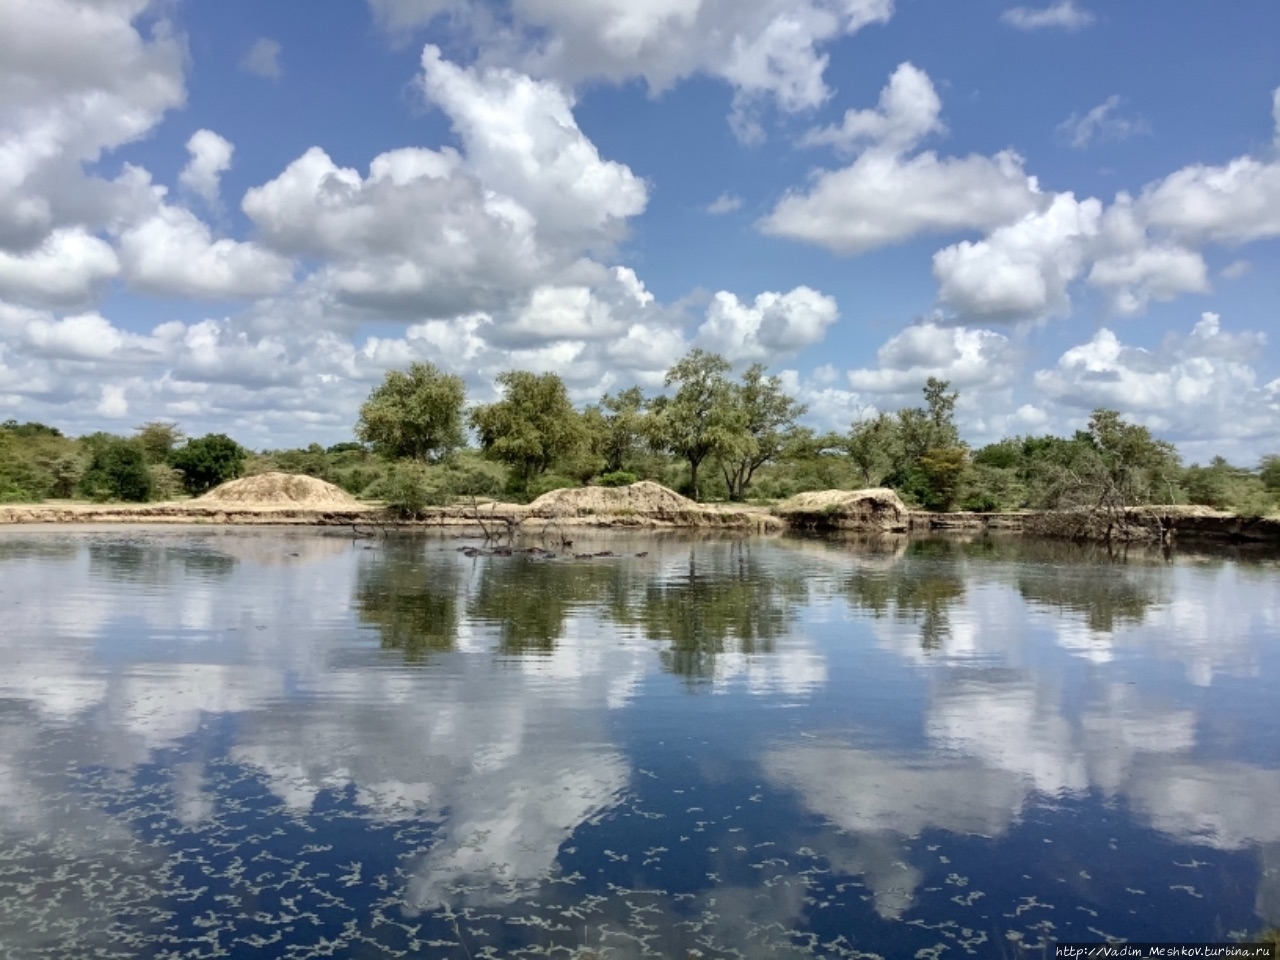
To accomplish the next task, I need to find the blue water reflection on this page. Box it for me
[0,528,1277,957]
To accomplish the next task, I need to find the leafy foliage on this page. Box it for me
[470,371,586,490]
[648,349,746,501]
[0,422,83,502]
[356,362,466,462]
[597,470,638,487]
[169,434,247,495]
[81,437,153,502]
[718,364,807,501]
[134,421,184,464]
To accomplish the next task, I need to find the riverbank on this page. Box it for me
[3,482,1279,544]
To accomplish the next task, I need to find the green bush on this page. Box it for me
[80,438,152,502]
[596,470,638,488]
[169,434,247,495]
[148,464,185,500]
[374,464,445,518]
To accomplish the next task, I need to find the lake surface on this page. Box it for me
[1,527,1279,958]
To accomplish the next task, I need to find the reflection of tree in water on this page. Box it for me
[0,538,80,563]
[1015,556,1164,634]
[87,541,238,583]
[623,544,808,681]
[467,557,628,655]
[354,542,461,661]
[843,539,966,651]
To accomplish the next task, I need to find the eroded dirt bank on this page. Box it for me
[3,480,1278,543]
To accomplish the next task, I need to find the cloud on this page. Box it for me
[1086,243,1210,315]
[933,193,1101,320]
[1056,95,1149,149]
[847,322,1017,394]
[368,0,893,136]
[1221,259,1251,279]
[96,383,129,418]
[705,193,743,215]
[0,0,186,250]
[240,37,282,79]
[21,311,159,363]
[696,286,840,362]
[178,130,234,207]
[1135,152,1280,246]
[798,61,943,155]
[242,48,648,320]
[1000,0,1095,31]
[761,65,1042,254]
[0,228,119,308]
[1033,312,1280,448]
[366,0,461,36]
[417,45,647,240]
[118,168,294,300]
[764,150,1041,255]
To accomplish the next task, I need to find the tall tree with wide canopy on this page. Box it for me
[356,362,466,463]
[650,349,747,501]
[469,371,585,487]
[720,364,806,501]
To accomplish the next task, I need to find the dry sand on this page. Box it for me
[773,488,910,531]
[196,472,361,506]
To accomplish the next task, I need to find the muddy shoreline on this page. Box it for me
[3,499,1279,545]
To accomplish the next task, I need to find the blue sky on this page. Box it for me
[2,0,1278,461]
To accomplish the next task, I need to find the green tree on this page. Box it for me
[134,421,184,464]
[917,446,969,511]
[80,437,153,502]
[356,362,466,462]
[649,349,746,501]
[719,364,806,501]
[169,434,247,495]
[470,370,585,489]
[594,386,648,474]
[1182,458,1233,509]
[1260,455,1280,491]
[846,410,902,487]
[1078,409,1180,509]
[877,378,967,508]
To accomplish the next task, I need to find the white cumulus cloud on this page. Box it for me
[179,130,234,207]
[1033,312,1280,450]
[0,228,119,308]
[762,64,1042,254]
[847,322,1017,394]
[0,0,186,250]
[933,193,1101,320]
[696,286,840,362]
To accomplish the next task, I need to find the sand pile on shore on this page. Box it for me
[194,472,360,507]
[527,481,698,517]
[774,488,909,531]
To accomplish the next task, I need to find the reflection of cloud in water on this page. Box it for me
[929,678,1089,796]
[1126,759,1280,851]
[763,741,1026,917]
[404,746,628,912]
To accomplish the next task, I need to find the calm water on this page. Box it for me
[2,528,1279,959]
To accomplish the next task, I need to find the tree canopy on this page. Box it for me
[649,349,746,501]
[356,362,466,462]
[169,434,248,495]
[470,370,585,488]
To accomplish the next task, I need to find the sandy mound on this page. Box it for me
[774,488,909,531]
[194,472,361,507]
[527,480,699,517]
